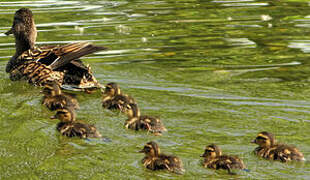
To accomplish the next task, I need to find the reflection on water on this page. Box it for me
[0,0,310,179]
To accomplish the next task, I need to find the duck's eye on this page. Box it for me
[205,149,213,152]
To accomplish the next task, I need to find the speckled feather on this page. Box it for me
[254,144,305,162]
[140,141,185,174]
[125,103,167,135]
[201,144,246,174]
[252,131,305,162]
[57,121,101,139]
[42,82,79,111]
[6,8,106,91]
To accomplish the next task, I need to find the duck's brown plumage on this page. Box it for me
[6,8,106,91]
[124,103,167,135]
[252,131,305,162]
[56,121,101,139]
[201,144,246,174]
[102,82,136,112]
[42,82,79,111]
[51,107,101,139]
[139,141,185,174]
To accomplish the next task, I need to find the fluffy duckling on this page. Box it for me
[139,141,185,174]
[5,8,106,90]
[51,107,101,139]
[102,82,136,112]
[124,103,167,136]
[42,82,79,111]
[200,144,247,174]
[252,131,305,162]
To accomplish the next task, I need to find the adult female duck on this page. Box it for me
[5,8,106,92]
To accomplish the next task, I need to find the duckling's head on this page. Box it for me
[139,141,160,157]
[51,107,76,122]
[201,144,222,158]
[5,8,37,55]
[251,131,275,148]
[42,82,62,96]
[124,103,140,118]
[103,82,121,97]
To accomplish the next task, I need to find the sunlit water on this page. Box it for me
[0,0,310,179]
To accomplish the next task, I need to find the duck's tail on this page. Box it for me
[50,42,107,70]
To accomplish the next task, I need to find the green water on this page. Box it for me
[0,0,310,179]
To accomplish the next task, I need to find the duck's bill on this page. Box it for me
[50,115,57,119]
[5,28,13,35]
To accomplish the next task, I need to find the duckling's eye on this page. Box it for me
[256,136,267,141]
[144,147,151,152]
[14,17,21,21]
[205,149,213,152]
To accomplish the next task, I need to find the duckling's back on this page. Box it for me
[157,154,185,174]
[57,121,101,139]
[208,155,246,170]
[103,94,135,111]
[265,144,305,162]
[139,115,167,134]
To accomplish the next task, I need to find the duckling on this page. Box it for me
[102,82,136,112]
[252,131,305,162]
[139,141,185,174]
[5,8,107,91]
[42,82,79,111]
[124,103,167,136]
[51,107,102,139]
[200,144,247,174]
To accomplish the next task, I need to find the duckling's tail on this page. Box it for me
[50,42,107,70]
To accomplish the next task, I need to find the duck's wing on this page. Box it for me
[19,42,107,70]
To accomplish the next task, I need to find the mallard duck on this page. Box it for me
[139,141,185,174]
[200,144,247,174]
[251,131,305,162]
[51,107,102,138]
[5,8,107,91]
[42,82,79,111]
[102,82,136,112]
[124,103,167,135]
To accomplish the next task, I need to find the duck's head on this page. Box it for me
[42,82,62,96]
[6,8,37,55]
[200,144,222,158]
[51,107,76,122]
[124,103,140,118]
[103,82,121,97]
[251,131,275,148]
[139,141,160,157]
